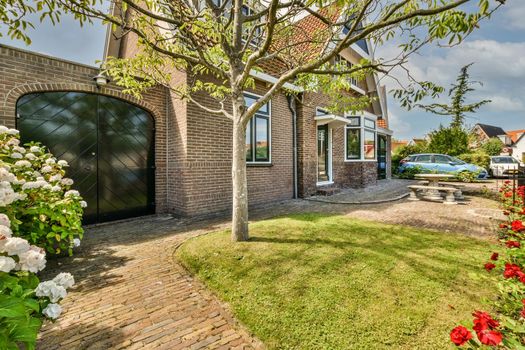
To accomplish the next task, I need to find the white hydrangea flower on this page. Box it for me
[64,190,80,198]
[73,238,81,247]
[51,185,61,192]
[12,178,25,185]
[0,181,24,207]
[17,246,46,273]
[61,178,74,186]
[35,281,67,303]
[29,146,41,153]
[41,165,53,173]
[3,237,30,256]
[25,153,36,160]
[42,303,62,319]
[6,129,19,136]
[48,174,62,182]
[0,168,16,182]
[0,224,12,238]
[13,146,26,154]
[0,256,16,273]
[14,160,32,168]
[0,126,8,134]
[45,158,56,165]
[0,214,11,228]
[80,201,87,208]
[57,160,68,167]
[52,272,75,289]
[10,152,23,159]
[6,138,20,146]
[22,180,49,190]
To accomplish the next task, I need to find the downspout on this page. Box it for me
[287,94,298,199]
[165,89,169,213]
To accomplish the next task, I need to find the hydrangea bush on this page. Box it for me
[0,126,85,255]
[0,213,74,349]
[450,181,525,348]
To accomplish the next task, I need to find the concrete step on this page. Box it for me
[317,186,341,196]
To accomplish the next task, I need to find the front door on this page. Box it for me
[317,125,330,183]
[377,134,387,179]
[17,91,156,224]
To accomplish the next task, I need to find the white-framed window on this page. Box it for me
[244,92,271,163]
[335,55,359,87]
[345,115,377,161]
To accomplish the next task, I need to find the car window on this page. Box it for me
[492,157,518,164]
[450,157,466,165]
[415,155,432,163]
[434,155,451,164]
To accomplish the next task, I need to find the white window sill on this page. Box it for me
[344,159,377,163]
[350,84,366,95]
[317,181,334,186]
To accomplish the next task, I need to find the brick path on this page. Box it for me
[38,216,262,349]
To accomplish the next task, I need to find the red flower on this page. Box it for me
[511,220,525,232]
[477,330,503,346]
[472,311,500,332]
[499,223,508,229]
[505,180,511,184]
[490,252,499,261]
[504,263,523,279]
[506,240,521,248]
[484,262,496,271]
[450,326,472,346]
[504,192,513,198]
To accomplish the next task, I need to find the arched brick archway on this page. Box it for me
[4,82,163,125]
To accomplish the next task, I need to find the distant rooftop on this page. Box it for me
[476,123,507,138]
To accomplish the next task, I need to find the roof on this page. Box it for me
[475,123,506,138]
[507,129,525,143]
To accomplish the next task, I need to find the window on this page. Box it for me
[245,93,270,163]
[345,115,377,161]
[434,155,451,164]
[335,56,358,87]
[415,155,432,163]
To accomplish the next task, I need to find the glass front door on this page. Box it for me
[377,134,387,179]
[317,125,330,182]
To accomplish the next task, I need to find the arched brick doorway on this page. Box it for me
[16,91,156,224]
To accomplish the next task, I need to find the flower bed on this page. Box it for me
[0,126,83,348]
[450,180,525,348]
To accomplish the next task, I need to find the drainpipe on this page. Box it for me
[287,94,298,199]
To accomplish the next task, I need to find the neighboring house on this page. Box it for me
[511,133,525,164]
[0,6,391,224]
[391,140,409,154]
[471,123,510,147]
[507,129,525,143]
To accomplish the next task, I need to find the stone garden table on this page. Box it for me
[414,173,456,200]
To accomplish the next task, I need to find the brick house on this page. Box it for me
[0,9,391,224]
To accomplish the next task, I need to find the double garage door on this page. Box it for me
[16,92,155,224]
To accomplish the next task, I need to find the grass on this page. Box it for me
[176,213,496,350]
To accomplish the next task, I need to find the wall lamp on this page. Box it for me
[93,73,110,89]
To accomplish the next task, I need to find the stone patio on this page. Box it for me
[37,179,504,349]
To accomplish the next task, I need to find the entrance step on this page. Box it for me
[317,186,341,196]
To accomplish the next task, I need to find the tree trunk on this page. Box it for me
[231,106,249,242]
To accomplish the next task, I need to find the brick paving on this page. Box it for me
[37,180,502,349]
[37,216,262,350]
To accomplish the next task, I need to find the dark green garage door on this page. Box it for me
[17,92,155,224]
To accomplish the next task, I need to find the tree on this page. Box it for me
[416,63,492,128]
[1,0,504,241]
[427,125,469,156]
[481,137,504,156]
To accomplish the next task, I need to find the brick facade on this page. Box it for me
[0,44,391,221]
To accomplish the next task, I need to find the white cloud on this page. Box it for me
[485,96,524,112]
[388,111,412,135]
[504,0,525,30]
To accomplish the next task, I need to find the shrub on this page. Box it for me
[392,143,427,173]
[0,126,85,256]
[398,165,424,179]
[427,126,469,156]
[0,214,74,349]
[481,138,504,156]
[450,181,525,348]
[458,151,490,170]
[455,170,480,183]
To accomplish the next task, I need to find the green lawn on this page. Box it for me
[176,213,496,350]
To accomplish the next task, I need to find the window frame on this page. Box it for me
[244,91,271,165]
[344,114,377,162]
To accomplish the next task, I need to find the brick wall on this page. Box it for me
[0,44,170,213]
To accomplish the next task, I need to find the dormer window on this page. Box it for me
[335,56,359,88]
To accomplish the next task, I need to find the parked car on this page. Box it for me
[398,153,489,179]
[489,156,524,178]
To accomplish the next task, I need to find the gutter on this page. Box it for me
[287,95,299,199]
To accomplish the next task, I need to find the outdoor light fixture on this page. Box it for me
[93,73,110,88]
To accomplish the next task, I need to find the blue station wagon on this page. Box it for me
[398,153,489,178]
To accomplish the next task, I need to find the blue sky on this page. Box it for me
[1,0,523,140]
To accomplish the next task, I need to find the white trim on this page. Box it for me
[350,84,366,95]
[350,43,371,59]
[344,115,377,162]
[243,91,272,165]
[377,127,393,136]
[314,114,349,127]
[249,69,303,93]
